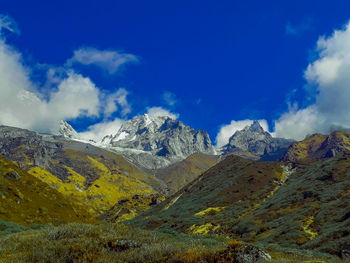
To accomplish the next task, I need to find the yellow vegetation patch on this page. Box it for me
[189,223,220,235]
[195,207,226,216]
[0,157,94,225]
[302,216,318,240]
[28,158,155,215]
[28,167,65,190]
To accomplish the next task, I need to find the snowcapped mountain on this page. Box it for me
[102,114,217,169]
[56,118,292,168]
[221,120,294,160]
[58,120,80,139]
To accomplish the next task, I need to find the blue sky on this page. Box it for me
[1,0,350,145]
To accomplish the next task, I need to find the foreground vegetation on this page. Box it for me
[0,222,341,263]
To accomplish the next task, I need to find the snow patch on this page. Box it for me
[115,131,129,141]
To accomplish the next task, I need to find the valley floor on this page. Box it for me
[0,222,342,263]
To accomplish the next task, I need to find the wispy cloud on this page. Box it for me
[104,88,131,117]
[67,47,138,74]
[285,17,313,37]
[0,14,20,35]
[162,91,177,106]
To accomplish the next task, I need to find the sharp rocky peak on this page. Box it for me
[222,120,293,159]
[101,114,216,169]
[58,120,80,139]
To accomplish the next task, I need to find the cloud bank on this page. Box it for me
[79,118,125,142]
[275,20,350,140]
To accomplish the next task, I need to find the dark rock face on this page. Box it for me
[0,125,63,169]
[221,121,294,160]
[4,170,21,180]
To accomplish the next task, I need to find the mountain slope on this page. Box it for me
[132,154,350,258]
[0,125,165,215]
[154,153,218,194]
[0,156,94,226]
[281,131,350,162]
[102,114,216,169]
[221,121,293,161]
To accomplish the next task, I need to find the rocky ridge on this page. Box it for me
[102,114,217,170]
[221,121,294,161]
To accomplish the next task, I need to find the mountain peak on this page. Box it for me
[58,120,80,139]
[102,115,216,169]
[249,120,264,132]
[222,120,293,159]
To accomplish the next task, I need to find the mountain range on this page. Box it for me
[60,116,294,169]
[1,116,349,262]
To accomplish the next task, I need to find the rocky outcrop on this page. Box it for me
[215,242,271,263]
[221,121,294,161]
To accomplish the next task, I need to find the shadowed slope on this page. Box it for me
[154,153,218,194]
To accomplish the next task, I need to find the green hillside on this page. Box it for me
[131,154,350,259]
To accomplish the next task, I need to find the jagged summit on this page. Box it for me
[221,121,294,160]
[58,120,80,139]
[102,114,217,169]
[247,120,265,132]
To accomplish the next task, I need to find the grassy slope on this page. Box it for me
[155,153,218,194]
[0,156,94,226]
[0,133,165,216]
[131,154,350,258]
[0,223,338,263]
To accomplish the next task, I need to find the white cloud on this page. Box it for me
[79,118,125,142]
[67,47,138,74]
[0,16,109,133]
[0,39,101,133]
[146,107,179,120]
[216,119,269,147]
[104,88,131,117]
[275,20,350,140]
[162,91,177,106]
